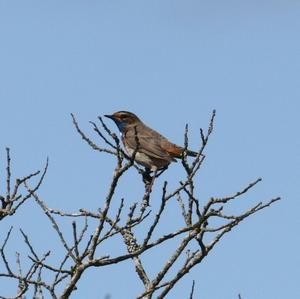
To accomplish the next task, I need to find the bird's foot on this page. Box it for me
[142,168,152,185]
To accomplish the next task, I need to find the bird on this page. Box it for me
[105,111,198,172]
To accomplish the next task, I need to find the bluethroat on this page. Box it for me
[105,111,198,171]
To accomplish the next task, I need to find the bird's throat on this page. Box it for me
[114,120,127,133]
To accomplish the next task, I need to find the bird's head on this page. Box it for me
[105,111,141,132]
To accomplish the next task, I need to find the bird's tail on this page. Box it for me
[178,147,199,157]
[186,149,198,157]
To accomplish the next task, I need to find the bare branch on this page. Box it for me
[71,113,116,155]
[189,280,195,299]
[6,148,11,201]
[0,111,281,299]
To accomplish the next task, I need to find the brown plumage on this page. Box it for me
[105,111,197,171]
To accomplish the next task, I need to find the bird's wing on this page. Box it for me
[125,125,179,161]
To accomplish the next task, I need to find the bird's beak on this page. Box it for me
[104,114,114,120]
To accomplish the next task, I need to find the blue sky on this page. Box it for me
[0,1,300,298]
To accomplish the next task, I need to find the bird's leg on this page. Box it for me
[142,168,152,186]
[140,168,157,214]
[147,169,157,193]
